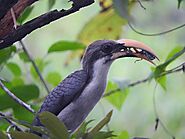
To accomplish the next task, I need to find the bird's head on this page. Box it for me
[82,39,158,74]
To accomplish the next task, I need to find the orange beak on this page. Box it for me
[111,39,159,65]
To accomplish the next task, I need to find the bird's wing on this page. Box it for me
[38,70,88,115]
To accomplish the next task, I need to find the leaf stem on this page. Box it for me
[128,22,185,36]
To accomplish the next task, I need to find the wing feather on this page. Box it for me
[33,70,88,126]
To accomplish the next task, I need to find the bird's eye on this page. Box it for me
[102,44,113,53]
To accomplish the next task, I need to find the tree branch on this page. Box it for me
[0,0,95,50]
[10,7,50,94]
[20,41,50,94]
[0,80,35,113]
[0,112,21,131]
[0,0,18,20]
[104,62,185,97]
[0,0,39,38]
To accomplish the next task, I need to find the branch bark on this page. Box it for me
[0,0,39,38]
[0,0,94,50]
[0,0,18,20]
[0,80,35,113]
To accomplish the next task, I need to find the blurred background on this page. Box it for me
[0,0,185,138]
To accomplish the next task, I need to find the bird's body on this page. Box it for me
[57,58,112,132]
[33,39,158,133]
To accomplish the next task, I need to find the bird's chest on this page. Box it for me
[80,75,107,104]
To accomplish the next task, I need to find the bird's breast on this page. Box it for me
[57,58,111,132]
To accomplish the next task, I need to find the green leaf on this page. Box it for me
[78,9,126,45]
[87,110,113,138]
[165,46,183,61]
[11,77,24,87]
[19,52,30,62]
[93,131,115,139]
[10,131,42,139]
[0,84,39,110]
[0,131,8,139]
[117,131,129,139]
[46,72,61,86]
[6,62,21,76]
[39,111,69,139]
[0,120,9,131]
[17,6,34,24]
[13,106,34,122]
[157,76,166,91]
[48,0,56,10]
[153,47,185,78]
[48,41,85,53]
[72,120,94,138]
[177,0,183,9]
[0,46,16,65]
[105,82,129,110]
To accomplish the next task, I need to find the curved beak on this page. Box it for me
[111,39,159,65]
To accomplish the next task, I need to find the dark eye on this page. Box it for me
[102,44,113,53]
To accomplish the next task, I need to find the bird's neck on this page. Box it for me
[84,58,112,81]
[91,58,112,82]
[84,58,113,99]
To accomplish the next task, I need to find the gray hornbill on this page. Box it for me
[33,39,158,133]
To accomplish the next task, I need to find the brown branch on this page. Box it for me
[0,0,39,38]
[0,0,18,20]
[104,62,185,97]
[0,0,94,50]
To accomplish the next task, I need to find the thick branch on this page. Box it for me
[0,0,94,50]
[0,0,18,20]
[0,0,39,38]
[0,80,35,113]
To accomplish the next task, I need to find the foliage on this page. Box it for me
[0,0,185,139]
[105,82,129,110]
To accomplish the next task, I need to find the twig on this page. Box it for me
[103,76,149,97]
[10,8,17,29]
[136,0,146,10]
[10,8,50,94]
[128,22,185,36]
[104,62,184,97]
[20,41,50,94]
[0,112,21,131]
[7,125,13,139]
[0,80,35,113]
[0,0,95,50]
[153,83,175,139]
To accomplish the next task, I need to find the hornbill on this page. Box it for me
[33,39,158,133]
